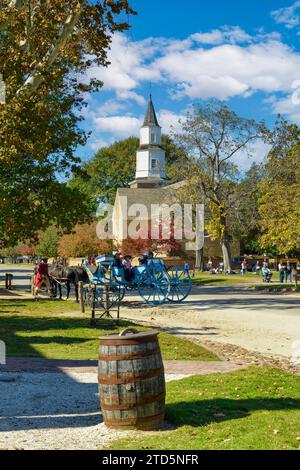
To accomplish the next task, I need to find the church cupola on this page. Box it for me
[134,96,166,182]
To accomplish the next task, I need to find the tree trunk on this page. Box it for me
[221,237,232,272]
[195,247,204,271]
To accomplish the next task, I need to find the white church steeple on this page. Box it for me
[135,96,166,182]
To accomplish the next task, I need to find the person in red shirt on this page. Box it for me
[34,259,50,298]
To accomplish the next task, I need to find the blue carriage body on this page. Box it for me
[83,256,191,306]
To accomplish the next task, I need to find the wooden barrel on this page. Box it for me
[98,329,165,431]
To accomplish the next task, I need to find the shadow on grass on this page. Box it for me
[0,315,133,358]
[166,397,300,428]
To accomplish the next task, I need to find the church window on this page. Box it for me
[151,132,156,144]
[151,159,158,170]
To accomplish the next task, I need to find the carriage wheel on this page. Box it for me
[137,271,170,305]
[166,266,192,303]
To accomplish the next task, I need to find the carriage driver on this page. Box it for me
[33,258,51,298]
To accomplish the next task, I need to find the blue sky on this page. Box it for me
[77,0,300,170]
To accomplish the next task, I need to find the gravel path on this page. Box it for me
[0,371,189,450]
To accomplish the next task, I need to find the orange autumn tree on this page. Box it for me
[58,223,114,258]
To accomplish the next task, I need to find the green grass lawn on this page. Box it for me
[192,271,282,286]
[0,300,218,361]
[109,368,300,451]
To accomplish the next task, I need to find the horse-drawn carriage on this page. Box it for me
[32,256,192,322]
[80,255,192,321]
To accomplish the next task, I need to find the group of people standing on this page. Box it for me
[207,257,293,283]
[278,262,293,284]
[255,260,294,283]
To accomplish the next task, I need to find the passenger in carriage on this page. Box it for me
[138,251,154,266]
[147,252,155,269]
[139,252,149,265]
[122,255,135,282]
[112,252,123,269]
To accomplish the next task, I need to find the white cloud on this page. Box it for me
[88,106,185,154]
[157,109,185,134]
[255,30,282,41]
[116,90,146,106]
[271,94,300,123]
[95,99,126,117]
[191,26,252,45]
[86,30,300,107]
[93,115,142,138]
[84,26,300,148]
[155,41,300,100]
[89,137,113,151]
[233,140,271,172]
[271,1,300,29]
[86,33,161,93]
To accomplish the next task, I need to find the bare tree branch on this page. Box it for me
[219,134,259,164]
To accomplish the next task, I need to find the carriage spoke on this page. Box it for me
[166,265,191,303]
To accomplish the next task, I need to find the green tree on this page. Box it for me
[232,163,264,254]
[0,245,19,262]
[259,119,300,255]
[173,100,266,270]
[35,227,59,258]
[0,1,134,248]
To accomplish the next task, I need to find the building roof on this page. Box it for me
[143,96,160,127]
[116,187,170,209]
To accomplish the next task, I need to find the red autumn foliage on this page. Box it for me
[58,223,115,258]
[17,245,35,256]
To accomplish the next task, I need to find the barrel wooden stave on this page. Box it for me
[100,340,159,358]
[98,333,165,431]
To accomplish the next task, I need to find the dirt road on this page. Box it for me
[122,285,300,361]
